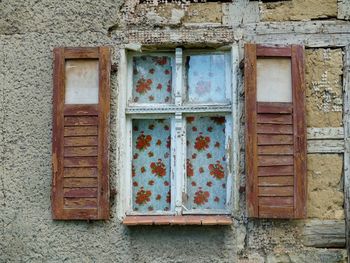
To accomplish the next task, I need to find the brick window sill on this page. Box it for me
[123,215,232,226]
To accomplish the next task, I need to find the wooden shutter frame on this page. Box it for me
[245,44,307,219]
[52,47,110,220]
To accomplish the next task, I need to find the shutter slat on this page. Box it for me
[258,145,294,155]
[63,157,98,168]
[257,102,293,114]
[245,44,306,219]
[63,167,98,178]
[258,135,293,145]
[64,116,98,126]
[64,198,98,209]
[258,176,294,186]
[258,155,294,166]
[52,47,110,220]
[64,105,98,116]
[259,206,294,218]
[259,186,294,197]
[257,124,293,135]
[64,136,98,147]
[64,126,98,137]
[258,165,294,176]
[64,146,98,157]
[257,114,292,124]
[64,188,98,198]
[259,197,294,206]
[60,209,98,220]
[63,178,98,188]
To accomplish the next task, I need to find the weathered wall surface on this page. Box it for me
[307,154,344,220]
[305,48,343,127]
[260,0,338,21]
[1,0,349,262]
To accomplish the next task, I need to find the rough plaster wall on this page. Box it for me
[307,154,344,220]
[131,2,222,27]
[305,48,343,127]
[260,0,338,21]
[0,0,121,35]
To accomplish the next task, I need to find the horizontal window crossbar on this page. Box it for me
[126,104,232,114]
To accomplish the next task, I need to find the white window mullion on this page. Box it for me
[170,117,177,213]
[174,113,184,215]
[175,48,183,106]
[231,44,240,213]
[225,116,233,210]
[125,119,133,214]
[174,48,184,215]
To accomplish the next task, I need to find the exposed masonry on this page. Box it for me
[311,70,342,112]
[1,0,350,262]
[310,49,343,113]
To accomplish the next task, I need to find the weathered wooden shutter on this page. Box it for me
[245,44,307,219]
[52,47,110,220]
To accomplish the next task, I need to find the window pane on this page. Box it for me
[186,54,230,103]
[185,116,227,210]
[65,59,99,104]
[132,119,171,212]
[132,56,173,104]
[257,58,292,102]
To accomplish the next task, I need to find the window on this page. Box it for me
[118,47,239,222]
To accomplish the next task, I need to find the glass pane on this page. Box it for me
[185,116,227,210]
[132,56,173,104]
[65,59,99,104]
[132,119,171,212]
[257,58,292,102]
[187,54,230,103]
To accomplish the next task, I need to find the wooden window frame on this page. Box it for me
[245,44,307,219]
[117,46,240,224]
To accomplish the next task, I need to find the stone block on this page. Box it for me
[183,3,222,24]
[307,154,344,219]
[260,0,337,21]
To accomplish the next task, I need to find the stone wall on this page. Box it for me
[1,0,349,262]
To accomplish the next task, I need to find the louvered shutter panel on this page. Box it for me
[52,47,110,220]
[245,44,307,219]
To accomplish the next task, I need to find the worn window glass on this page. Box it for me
[186,54,230,103]
[257,58,292,102]
[132,56,173,104]
[132,119,172,212]
[185,116,228,210]
[65,59,99,104]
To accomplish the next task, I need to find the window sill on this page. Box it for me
[123,215,232,226]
